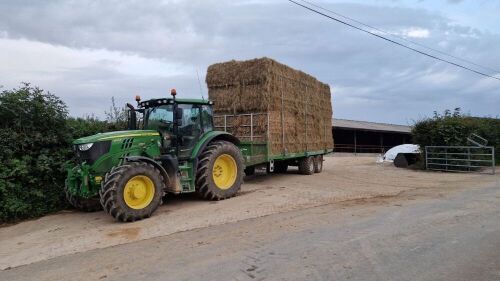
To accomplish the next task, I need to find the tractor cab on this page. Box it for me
[128,90,215,159]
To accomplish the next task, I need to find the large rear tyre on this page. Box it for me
[65,182,101,212]
[196,141,244,200]
[298,156,314,175]
[313,155,323,173]
[100,162,165,222]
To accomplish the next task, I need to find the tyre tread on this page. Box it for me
[100,162,165,222]
[298,156,314,175]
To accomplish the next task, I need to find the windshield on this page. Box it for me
[143,105,174,130]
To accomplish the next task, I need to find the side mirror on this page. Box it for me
[175,108,183,126]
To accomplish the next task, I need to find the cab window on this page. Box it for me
[144,105,173,131]
[201,105,213,133]
[178,104,202,159]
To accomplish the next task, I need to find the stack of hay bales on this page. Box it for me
[206,57,333,155]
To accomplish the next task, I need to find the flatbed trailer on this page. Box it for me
[207,58,334,175]
[215,112,333,174]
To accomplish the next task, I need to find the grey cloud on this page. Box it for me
[0,0,499,124]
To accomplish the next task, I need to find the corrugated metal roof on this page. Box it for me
[333,118,412,133]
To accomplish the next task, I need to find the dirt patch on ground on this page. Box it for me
[0,156,498,270]
[106,227,141,240]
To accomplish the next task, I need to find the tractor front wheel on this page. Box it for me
[196,141,244,200]
[100,162,165,222]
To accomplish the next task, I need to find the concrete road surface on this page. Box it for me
[1,179,499,281]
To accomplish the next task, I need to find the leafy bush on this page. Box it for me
[412,108,500,165]
[0,84,126,222]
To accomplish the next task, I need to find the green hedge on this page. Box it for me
[412,109,500,165]
[0,84,126,222]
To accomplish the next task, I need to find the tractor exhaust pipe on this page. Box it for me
[126,103,137,130]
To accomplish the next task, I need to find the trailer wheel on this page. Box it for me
[298,156,314,175]
[313,155,323,173]
[100,162,165,222]
[196,141,244,200]
[65,181,102,212]
[274,161,288,173]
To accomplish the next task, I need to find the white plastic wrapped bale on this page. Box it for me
[383,144,420,162]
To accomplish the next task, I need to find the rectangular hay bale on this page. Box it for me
[207,57,333,155]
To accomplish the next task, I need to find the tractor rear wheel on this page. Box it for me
[65,181,101,212]
[100,162,165,222]
[313,155,323,173]
[196,141,244,200]
[298,156,314,175]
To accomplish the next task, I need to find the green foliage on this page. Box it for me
[0,84,70,222]
[67,115,127,139]
[0,84,127,222]
[412,108,500,164]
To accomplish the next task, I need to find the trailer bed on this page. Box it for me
[214,113,332,167]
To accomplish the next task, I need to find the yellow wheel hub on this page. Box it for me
[212,154,237,190]
[123,175,155,209]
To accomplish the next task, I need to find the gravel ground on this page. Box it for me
[0,156,498,271]
[1,172,499,281]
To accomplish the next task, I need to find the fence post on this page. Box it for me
[354,131,357,155]
[425,146,428,170]
[250,113,254,142]
[492,147,496,175]
[445,147,448,171]
[467,147,471,172]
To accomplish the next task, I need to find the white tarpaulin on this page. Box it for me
[383,144,420,161]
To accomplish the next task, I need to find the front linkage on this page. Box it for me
[65,163,102,211]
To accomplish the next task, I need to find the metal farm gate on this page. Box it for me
[425,146,495,175]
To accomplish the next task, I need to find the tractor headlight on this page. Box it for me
[78,143,94,151]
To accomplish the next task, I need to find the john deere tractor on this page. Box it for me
[66,90,244,222]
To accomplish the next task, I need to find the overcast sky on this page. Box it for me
[1,0,499,125]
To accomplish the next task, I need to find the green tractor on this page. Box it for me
[66,90,244,222]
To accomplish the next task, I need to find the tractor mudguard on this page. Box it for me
[158,154,179,181]
[124,156,171,187]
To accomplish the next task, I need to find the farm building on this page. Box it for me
[332,119,412,153]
